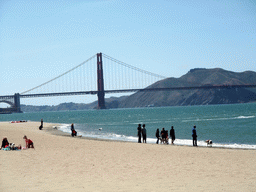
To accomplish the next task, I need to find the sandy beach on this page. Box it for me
[1,121,256,192]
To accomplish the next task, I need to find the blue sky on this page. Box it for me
[1,0,255,106]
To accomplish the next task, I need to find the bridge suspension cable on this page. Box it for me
[102,53,167,79]
[20,53,167,96]
[21,54,97,95]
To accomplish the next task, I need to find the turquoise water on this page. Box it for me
[1,103,256,149]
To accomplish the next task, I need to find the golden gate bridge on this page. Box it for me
[1,53,256,113]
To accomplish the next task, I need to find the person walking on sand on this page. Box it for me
[192,125,197,146]
[137,124,142,143]
[170,126,175,144]
[155,128,160,144]
[142,124,147,143]
[23,135,34,148]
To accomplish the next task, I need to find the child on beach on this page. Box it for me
[23,135,34,148]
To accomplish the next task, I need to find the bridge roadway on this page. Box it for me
[1,84,256,99]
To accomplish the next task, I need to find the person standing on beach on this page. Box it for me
[71,123,77,137]
[165,130,169,144]
[161,128,165,144]
[155,128,160,144]
[192,125,197,146]
[142,124,147,143]
[170,126,175,144]
[137,124,142,143]
[39,118,43,130]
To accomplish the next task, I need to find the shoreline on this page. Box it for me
[44,121,256,150]
[1,121,255,150]
[4,120,256,150]
[1,121,256,191]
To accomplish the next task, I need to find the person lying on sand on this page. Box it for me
[1,138,22,150]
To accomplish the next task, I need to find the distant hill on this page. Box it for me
[21,96,128,112]
[110,68,256,108]
[21,102,92,112]
[21,68,256,112]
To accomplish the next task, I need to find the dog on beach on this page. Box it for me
[205,140,213,146]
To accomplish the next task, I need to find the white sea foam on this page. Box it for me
[235,115,255,119]
[182,115,255,122]
[145,138,256,149]
[58,124,72,134]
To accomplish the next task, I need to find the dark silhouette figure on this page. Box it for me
[137,124,142,143]
[1,137,9,149]
[39,118,43,130]
[192,125,197,146]
[170,126,175,144]
[165,130,169,144]
[155,129,160,144]
[142,124,147,143]
[71,123,77,137]
[161,128,165,144]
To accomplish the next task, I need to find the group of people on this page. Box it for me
[137,124,198,146]
[1,135,34,150]
[155,126,176,145]
[137,124,175,145]
[137,124,147,143]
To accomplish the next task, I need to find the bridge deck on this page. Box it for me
[1,84,256,99]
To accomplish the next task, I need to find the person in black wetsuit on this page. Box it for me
[137,124,142,143]
[170,126,175,144]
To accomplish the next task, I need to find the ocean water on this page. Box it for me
[1,103,256,149]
